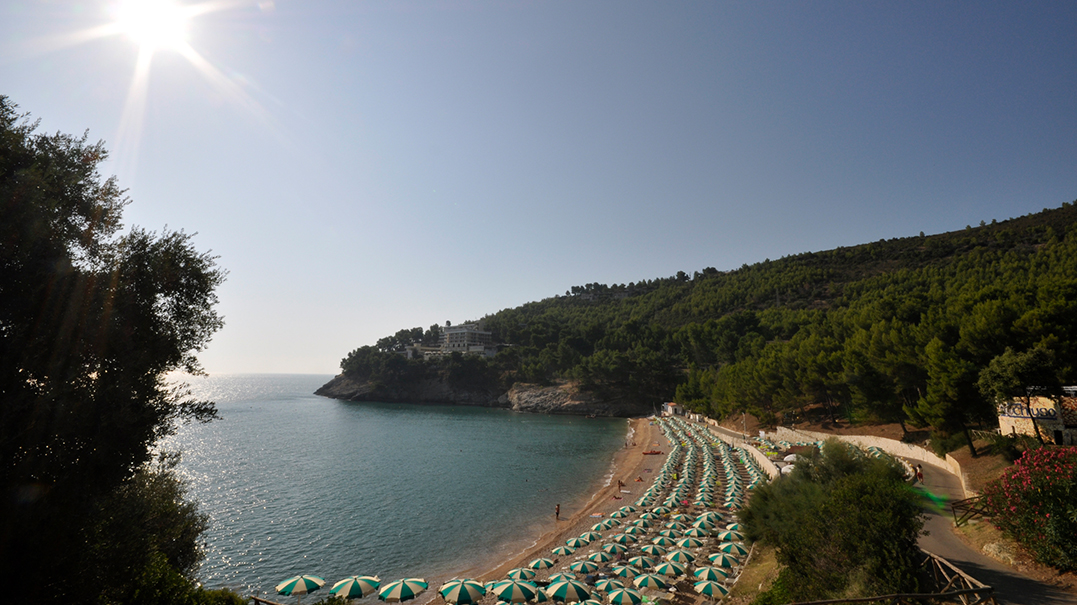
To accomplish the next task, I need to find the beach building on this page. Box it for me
[996,387,1077,445]
[662,402,684,416]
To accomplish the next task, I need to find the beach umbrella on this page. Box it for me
[591,523,611,532]
[548,573,576,583]
[331,576,381,600]
[492,580,540,603]
[581,600,604,605]
[626,556,655,569]
[707,553,740,568]
[609,533,637,544]
[725,523,741,531]
[716,530,743,542]
[276,575,325,604]
[697,512,722,523]
[552,546,576,556]
[593,579,625,593]
[652,506,671,514]
[683,527,710,538]
[622,526,646,536]
[623,505,638,513]
[610,510,628,518]
[569,560,598,574]
[607,518,622,527]
[657,529,681,539]
[669,514,689,521]
[692,567,730,582]
[693,580,729,599]
[631,574,668,590]
[530,558,555,570]
[639,512,658,520]
[650,536,676,547]
[719,542,749,556]
[610,565,639,579]
[675,537,704,549]
[639,544,667,557]
[691,518,718,530]
[534,588,551,603]
[507,568,537,581]
[580,532,602,542]
[588,551,613,563]
[606,588,643,605]
[663,522,686,530]
[665,549,695,563]
[546,579,591,603]
[630,519,651,528]
[439,579,486,604]
[653,561,685,577]
[378,579,428,603]
[602,542,628,555]
[566,537,589,549]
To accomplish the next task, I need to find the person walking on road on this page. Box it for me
[915,464,924,484]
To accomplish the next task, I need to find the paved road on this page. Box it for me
[915,458,1076,604]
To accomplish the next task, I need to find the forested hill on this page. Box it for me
[338,201,1077,440]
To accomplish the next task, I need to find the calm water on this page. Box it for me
[161,374,628,596]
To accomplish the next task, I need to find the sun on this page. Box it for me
[115,0,190,52]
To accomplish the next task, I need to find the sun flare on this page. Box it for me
[115,0,189,51]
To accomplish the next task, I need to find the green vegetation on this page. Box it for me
[981,446,1077,570]
[0,97,238,603]
[343,201,1077,450]
[741,440,924,602]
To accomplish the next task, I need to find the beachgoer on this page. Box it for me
[915,465,924,484]
[555,504,560,521]
[617,480,625,489]
[635,476,643,482]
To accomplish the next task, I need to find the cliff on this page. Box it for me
[315,375,652,417]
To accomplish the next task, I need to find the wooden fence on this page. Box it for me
[950,495,990,527]
[783,549,997,605]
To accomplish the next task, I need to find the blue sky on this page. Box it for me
[2,1,1075,373]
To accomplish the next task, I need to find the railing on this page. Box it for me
[783,550,997,605]
[950,495,989,527]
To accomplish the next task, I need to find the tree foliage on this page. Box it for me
[740,440,924,601]
[0,96,227,602]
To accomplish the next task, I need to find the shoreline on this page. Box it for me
[414,417,670,603]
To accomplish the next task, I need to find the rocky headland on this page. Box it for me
[314,375,653,417]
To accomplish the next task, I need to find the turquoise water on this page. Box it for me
[161,374,628,596]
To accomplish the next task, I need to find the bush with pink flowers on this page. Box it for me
[981,446,1077,570]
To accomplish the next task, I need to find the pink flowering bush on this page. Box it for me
[981,446,1077,570]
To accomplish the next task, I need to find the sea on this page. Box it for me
[160,374,630,597]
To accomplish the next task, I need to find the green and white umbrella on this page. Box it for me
[639,512,658,520]
[548,573,576,583]
[692,567,730,582]
[610,565,639,579]
[606,588,643,605]
[725,523,741,531]
[591,522,611,532]
[439,579,486,604]
[609,533,637,544]
[652,506,671,514]
[629,519,651,528]
[593,578,625,593]
[718,542,749,556]
[622,526,646,536]
[663,522,686,530]
[581,600,603,605]
[507,568,537,581]
[588,551,613,563]
[378,578,428,603]
[692,580,729,598]
[276,575,325,604]
[683,527,710,538]
[602,542,628,555]
[610,510,629,518]
[529,558,555,570]
[546,579,591,603]
[669,514,690,522]
[639,544,667,557]
[716,530,743,542]
[580,532,603,542]
[707,553,740,568]
[626,556,655,569]
[330,576,380,600]
[665,549,695,563]
[534,588,551,603]
[631,574,668,590]
[675,537,704,549]
[650,536,676,547]
[566,537,589,549]
[653,561,685,577]
[552,546,576,556]
[492,580,540,603]
[568,560,598,574]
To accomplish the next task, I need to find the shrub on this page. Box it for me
[981,446,1077,570]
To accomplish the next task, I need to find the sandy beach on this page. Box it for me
[414,416,672,604]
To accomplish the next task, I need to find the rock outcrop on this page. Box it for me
[315,375,653,417]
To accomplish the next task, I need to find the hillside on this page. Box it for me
[326,201,1077,435]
